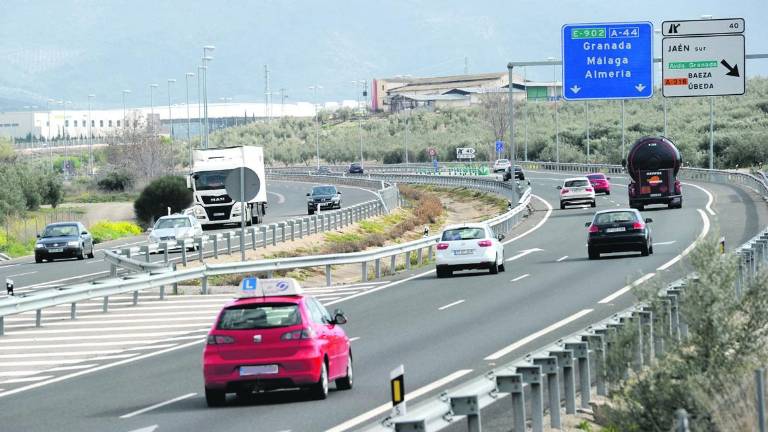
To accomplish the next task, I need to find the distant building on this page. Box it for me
[371,72,562,113]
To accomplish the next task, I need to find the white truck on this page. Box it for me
[185,146,267,228]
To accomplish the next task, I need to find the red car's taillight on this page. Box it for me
[585,187,594,192]
[206,335,235,345]
[281,327,316,341]
[675,180,682,194]
[632,221,645,230]
[588,224,599,233]
[561,188,570,194]
[437,242,449,250]
[477,239,493,247]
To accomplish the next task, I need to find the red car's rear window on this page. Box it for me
[587,174,606,180]
[217,303,301,330]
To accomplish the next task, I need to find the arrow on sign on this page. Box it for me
[635,83,646,92]
[570,85,581,94]
[720,59,740,77]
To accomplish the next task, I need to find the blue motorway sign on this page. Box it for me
[495,140,504,153]
[561,22,654,100]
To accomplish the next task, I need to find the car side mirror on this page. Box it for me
[333,309,347,325]
[607,176,611,180]
[36,234,40,238]
[527,180,531,186]
[556,185,562,190]
[497,234,505,241]
[81,231,88,235]
[147,228,153,233]
[337,191,342,194]
[585,222,591,227]
[306,193,310,196]
[645,218,653,223]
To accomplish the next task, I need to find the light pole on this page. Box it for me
[404,108,410,164]
[122,90,131,146]
[309,85,322,169]
[654,28,668,137]
[59,100,72,167]
[149,84,159,133]
[202,45,215,149]
[46,99,55,170]
[219,97,232,128]
[197,65,205,146]
[167,79,176,139]
[524,66,529,161]
[87,94,95,175]
[352,80,365,167]
[185,72,194,167]
[547,56,560,164]
[585,101,590,163]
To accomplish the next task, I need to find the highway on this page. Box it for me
[0,172,765,432]
[0,181,378,294]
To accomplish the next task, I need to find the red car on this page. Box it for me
[203,278,352,406]
[587,173,612,195]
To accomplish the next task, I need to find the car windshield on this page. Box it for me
[217,303,302,330]
[587,174,606,180]
[565,180,589,187]
[594,211,638,225]
[194,170,228,191]
[41,224,79,237]
[495,159,509,164]
[441,227,486,241]
[350,163,360,168]
[155,218,191,229]
[312,186,336,195]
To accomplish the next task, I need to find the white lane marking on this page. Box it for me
[0,334,206,351]
[510,274,530,282]
[683,182,715,215]
[119,392,197,419]
[127,425,158,432]
[3,323,210,336]
[7,271,36,278]
[0,371,40,377]
[1,376,54,384]
[45,364,98,372]
[653,241,677,246]
[0,329,209,343]
[503,195,553,245]
[325,369,474,432]
[505,248,543,262]
[267,191,286,204]
[438,299,465,311]
[598,272,657,304]
[4,316,215,329]
[22,271,109,289]
[0,350,121,359]
[657,209,710,272]
[556,255,568,262]
[0,339,204,398]
[84,259,105,264]
[484,309,594,360]
[348,337,361,342]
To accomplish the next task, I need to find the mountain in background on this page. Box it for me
[0,0,764,110]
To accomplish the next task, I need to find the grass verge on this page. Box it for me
[89,220,143,243]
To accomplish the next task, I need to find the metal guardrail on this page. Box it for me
[0,174,532,335]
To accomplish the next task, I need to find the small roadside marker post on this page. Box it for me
[390,364,406,417]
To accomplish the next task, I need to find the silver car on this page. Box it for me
[148,214,203,251]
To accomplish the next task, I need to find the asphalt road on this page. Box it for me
[0,181,378,295]
[0,172,765,432]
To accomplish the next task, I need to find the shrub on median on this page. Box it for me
[90,220,143,243]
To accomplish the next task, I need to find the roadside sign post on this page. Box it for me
[225,148,261,261]
[662,17,745,169]
[390,365,406,417]
[561,21,654,101]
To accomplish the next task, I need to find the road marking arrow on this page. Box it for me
[570,85,581,94]
[720,59,740,77]
[505,248,543,262]
[635,83,646,92]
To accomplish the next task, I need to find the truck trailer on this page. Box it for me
[624,136,682,210]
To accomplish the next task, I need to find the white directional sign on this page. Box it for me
[662,34,745,97]
[662,18,744,36]
[456,147,476,159]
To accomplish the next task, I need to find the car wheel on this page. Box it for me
[588,247,599,260]
[606,190,611,196]
[650,244,654,255]
[35,256,43,264]
[489,260,499,275]
[560,202,566,210]
[205,388,226,407]
[499,261,506,272]
[436,266,451,278]
[308,209,315,215]
[335,353,353,390]
[77,248,85,260]
[641,243,650,256]
[309,361,329,400]
[590,200,596,208]
[88,247,95,259]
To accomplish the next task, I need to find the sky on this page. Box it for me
[0,0,765,109]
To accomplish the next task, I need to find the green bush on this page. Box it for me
[89,220,143,243]
[97,171,134,192]
[133,176,192,226]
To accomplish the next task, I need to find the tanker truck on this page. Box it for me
[623,136,682,210]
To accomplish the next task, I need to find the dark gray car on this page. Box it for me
[34,222,95,263]
[307,185,342,214]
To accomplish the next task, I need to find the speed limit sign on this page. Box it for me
[427,147,437,157]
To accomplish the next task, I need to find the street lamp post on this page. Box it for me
[547,56,560,164]
[122,90,131,145]
[149,84,159,133]
[197,66,205,146]
[202,45,215,149]
[352,80,365,167]
[87,94,95,175]
[524,66,529,161]
[702,15,715,169]
[309,85,322,169]
[654,28,668,137]
[60,100,72,167]
[219,97,232,128]
[185,72,194,167]
[46,99,55,170]
[167,79,176,139]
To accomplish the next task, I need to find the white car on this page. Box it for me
[148,214,204,251]
[435,223,505,278]
[558,177,596,210]
[493,159,512,173]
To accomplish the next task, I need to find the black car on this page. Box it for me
[307,185,342,214]
[35,222,95,263]
[586,209,653,259]
[312,166,332,175]
[348,163,364,174]
[503,165,525,181]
